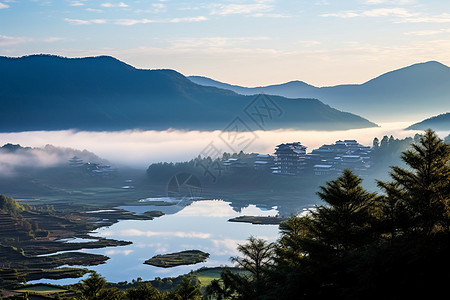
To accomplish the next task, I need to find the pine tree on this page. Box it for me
[377,129,450,236]
[313,169,378,252]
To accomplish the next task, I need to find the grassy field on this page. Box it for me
[14,284,68,293]
[196,267,251,287]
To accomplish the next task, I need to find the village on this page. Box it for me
[222,139,372,177]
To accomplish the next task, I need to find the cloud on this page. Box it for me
[365,0,416,4]
[210,3,273,16]
[0,35,30,46]
[321,7,418,18]
[113,16,207,26]
[0,35,62,46]
[0,122,431,168]
[0,144,103,178]
[64,18,107,25]
[70,1,84,6]
[101,2,128,8]
[404,28,450,36]
[86,8,103,12]
[167,36,270,49]
[397,13,450,23]
[0,2,10,9]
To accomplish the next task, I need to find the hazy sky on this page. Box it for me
[1,0,450,86]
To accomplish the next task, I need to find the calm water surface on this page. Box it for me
[34,199,281,284]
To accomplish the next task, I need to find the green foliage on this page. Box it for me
[174,275,201,300]
[126,282,163,300]
[377,129,450,235]
[0,194,25,217]
[75,271,107,300]
[206,237,275,299]
[205,268,254,300]
[231,237,274,283]
[212,131,449,299]
[313,169,378,252]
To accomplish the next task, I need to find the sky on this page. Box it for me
[1,0,450,86]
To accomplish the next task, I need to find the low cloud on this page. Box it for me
[0,143,104,177]
[210,3,273,16]
[321,7,418,18]
[70,1,84,6]
[64,18,107,25]
[101,2,128,8]
[0,122,432,170]
[64,16,207,26]
[114,16,207,26]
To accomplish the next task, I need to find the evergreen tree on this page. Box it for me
[380,135,389,148]
[206,237,274,299]
[231,237,274,283]
[313,169,378,252]
[76,271,107,300]
[372,137,379,149]
[174,275,201,300]
[377,129,450,235]
[126,282,162,300]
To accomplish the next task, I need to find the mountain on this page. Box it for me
[406,113,450,131]
[189,61,450,122]
[0,54,376,132]
[188,76,318,98]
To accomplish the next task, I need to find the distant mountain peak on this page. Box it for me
[0,54,376,132]
[407,112,450,131]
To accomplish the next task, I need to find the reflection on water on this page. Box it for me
[33,199,281,284]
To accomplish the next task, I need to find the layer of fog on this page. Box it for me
[0,144,105,177]
[0,122,447,171]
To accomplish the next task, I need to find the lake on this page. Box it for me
[32,199,282,284]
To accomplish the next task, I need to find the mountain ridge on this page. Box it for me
[188,61,450,122]
[406,112,450,131]
[0,54,376,132]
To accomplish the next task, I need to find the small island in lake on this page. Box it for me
[144,250,210,268]
[228,215,288,225]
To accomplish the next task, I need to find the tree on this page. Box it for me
[313,169,378,252]
[372,137,379,149]
[206,237,275,299]
[380,135,389,148]
[231,236,274,283]
[76,271,107,300]
[377,129,450,236]
[126,282,162,300]
[205,267,255,300]
[174,275,201,300]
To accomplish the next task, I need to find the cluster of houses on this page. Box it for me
[68,156,115,176]
[222,140,372,176]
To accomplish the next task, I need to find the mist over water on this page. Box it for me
[0,122,446,168]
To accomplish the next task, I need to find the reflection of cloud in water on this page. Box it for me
[176,200,280,217]
[211,238,246,256]
[240,205,278,216]
[99,229,212,239]
[0,122,432,167]
[175,200,238,217]
[135,242,170,251]
[105,249,134,256]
